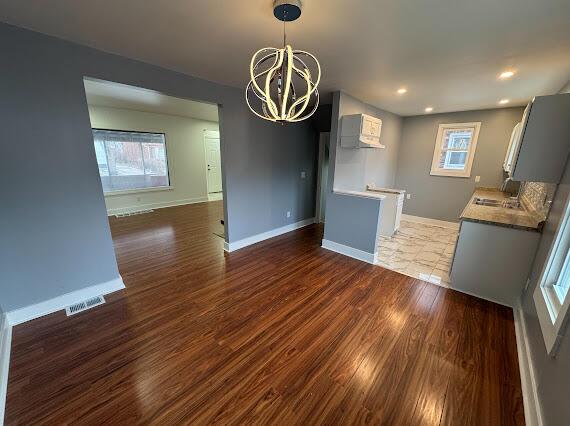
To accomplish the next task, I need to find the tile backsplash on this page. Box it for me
[520,181,557,220]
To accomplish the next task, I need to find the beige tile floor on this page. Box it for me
[376,220,458,287]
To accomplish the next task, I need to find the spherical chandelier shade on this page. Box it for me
[246,45,320,123]
[245,1,321,123]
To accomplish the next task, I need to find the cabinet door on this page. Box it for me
[395,195,404,230]
[361,117,373,136]
[512,94,570,183]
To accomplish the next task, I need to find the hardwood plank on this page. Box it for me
[5,202,524,425]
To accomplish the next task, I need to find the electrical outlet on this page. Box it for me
[301,171,306,179]
[475,175,481,183]
[287,211,291,218]
[406,194,411,200]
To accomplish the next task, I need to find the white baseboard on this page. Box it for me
[207,192,223,202]
[5,277,125,326]
[225,218,315,252]
[0,313,12,425]
[401,214,460,230]
[106,196,208,216]
[321,239,378,264]
[513,304,543,426]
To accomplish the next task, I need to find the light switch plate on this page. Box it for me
[301,171,306,179]
[406,194,411,199]
[475,175,481,183]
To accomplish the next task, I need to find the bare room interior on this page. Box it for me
[0,1,569,425]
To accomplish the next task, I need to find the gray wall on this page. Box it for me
[520,157,570,426]
[322,92,385,255]
[0,23,316,312]
[395,107,524,222]
[334,92,403,191]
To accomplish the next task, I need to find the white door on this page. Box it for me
[204,131,222,194]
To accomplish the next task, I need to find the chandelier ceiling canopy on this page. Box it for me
[246,0,321,123]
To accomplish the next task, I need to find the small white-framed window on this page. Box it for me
[430,122,481,177]
[534,192,570,356]
[92,129,171,194]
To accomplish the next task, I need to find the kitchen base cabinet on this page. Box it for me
[450,220,540,306]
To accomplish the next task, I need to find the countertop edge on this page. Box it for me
[333,189,386,201]
[460,216,542,233]
[366,185,406,195]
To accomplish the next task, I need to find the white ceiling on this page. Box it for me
[84,79,219,122]
[1,0,570,116]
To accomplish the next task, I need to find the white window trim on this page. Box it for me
[533,192,570,356]
[430,122,481,178]
[104,185,174,197]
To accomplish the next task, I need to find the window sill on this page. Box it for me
[104,186,174,197]
[429,170,471,178]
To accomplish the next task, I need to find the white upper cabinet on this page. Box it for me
[340,114,384,148]
[511,93,570,183]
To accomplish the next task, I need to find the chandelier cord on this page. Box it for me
[283,7,287,47]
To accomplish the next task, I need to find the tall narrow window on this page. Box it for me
[430,122,481,177]
[534,193,570,355]
[92,129,170,193]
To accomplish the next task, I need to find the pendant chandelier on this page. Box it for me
[246,0,321,123]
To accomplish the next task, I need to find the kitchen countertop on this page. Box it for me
[366,185,406,195]
[460,188,544,232]
[333,188,386,200]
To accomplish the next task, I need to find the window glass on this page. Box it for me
[554,246,570,304]
[438,129,473,170]
[94,139,109,176]
[92,129,169,193]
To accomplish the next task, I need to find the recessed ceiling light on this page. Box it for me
[397,88,407,95]
[499,99,510,104]
[424,107,433,113]
[499,70,515,79]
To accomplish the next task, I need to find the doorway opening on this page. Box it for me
[83,77,226,242]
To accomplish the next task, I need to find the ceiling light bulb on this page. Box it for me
[397,88,407,94]
[499,70,515,79]
[424,107,433,113]
[499,99,510,104]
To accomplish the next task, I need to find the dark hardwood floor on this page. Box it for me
[6,201,524,425]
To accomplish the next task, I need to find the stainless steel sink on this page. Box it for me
[473,197,522,209]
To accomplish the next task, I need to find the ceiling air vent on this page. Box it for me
[65,296,105,316]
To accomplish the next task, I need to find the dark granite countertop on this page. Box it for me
[460,188,544,232]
